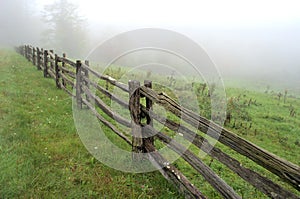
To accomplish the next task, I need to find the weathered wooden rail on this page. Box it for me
[16,45,300,199]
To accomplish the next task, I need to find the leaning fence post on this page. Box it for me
[55,54,60,88]
[144,80,154,150]
[43,50,48,77]
[76,60,82,109]
[129,80,143,159]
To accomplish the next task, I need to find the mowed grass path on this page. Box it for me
[0,50,182,198]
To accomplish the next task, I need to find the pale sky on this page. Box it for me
[37,0,300,26]
[30,0,300,89]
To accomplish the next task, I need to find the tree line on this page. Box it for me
[1,0,88,58]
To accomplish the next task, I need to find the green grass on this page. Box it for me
[89,62,300,198]
[224,87,300,165]
[0,50,183,198]
[2,49,299,198]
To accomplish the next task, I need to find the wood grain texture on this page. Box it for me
[144,139,207,199]
[82,98,132,145]
[81,85,131,128]
[140,86,300,191]
[81,63,129,92]
[141,106,299,198]
[129,80,143,154]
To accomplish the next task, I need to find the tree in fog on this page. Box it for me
[42,0,87,57]
[0,0,42,47]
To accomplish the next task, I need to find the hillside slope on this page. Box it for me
[0,50,182,198]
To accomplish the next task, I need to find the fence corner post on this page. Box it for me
[43,50,48,77]
[128,80,143,160]
[76,60,82,109]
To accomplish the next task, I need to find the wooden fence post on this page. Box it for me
[50,50,54,71]
[32,47,36,66]
[129,80,143,158]
[144,80,154,150]
[25,45,28,60]
[76,60,82,109]
[36,48,41,70]
[29,46,32,62]
[43,50,48,77]
[24,45,26,59]
[31,47,34,63]
[62,53,66,87]
[84,60,90,102]
[28,46,31,61]
[55,54,60,88]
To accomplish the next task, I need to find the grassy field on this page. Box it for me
[0,50,183,198]
[100,61,300,198]
[224,86,300,163]
[1,49,299,198]
[171,85,300,198]
[101,63,300,166]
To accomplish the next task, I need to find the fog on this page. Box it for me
[0,0,44,46]
[1,0,299,91]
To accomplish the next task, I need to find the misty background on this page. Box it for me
[0,0,299,92]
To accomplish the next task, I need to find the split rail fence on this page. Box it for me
[15,45,300,199]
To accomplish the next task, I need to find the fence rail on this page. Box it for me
[15,45,300,199]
